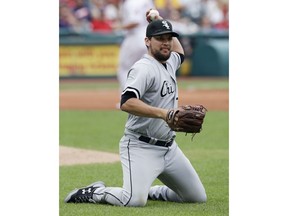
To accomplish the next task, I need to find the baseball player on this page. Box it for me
[116,0,155,93]
[65,14,207,207]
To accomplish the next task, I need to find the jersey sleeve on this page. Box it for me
[178,53,185,64]
[168,52,183,72]
[120,90,137,106]
[122,63,154,99]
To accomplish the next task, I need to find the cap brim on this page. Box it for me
[150,31,179,37]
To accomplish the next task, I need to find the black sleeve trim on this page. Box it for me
[177,53,185,64]
[122,87,140,99]
[120,91,137,106]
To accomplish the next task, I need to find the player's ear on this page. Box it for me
[145,37,150,48]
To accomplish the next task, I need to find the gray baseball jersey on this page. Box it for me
[91,52,207,206]
[122,52,180,140]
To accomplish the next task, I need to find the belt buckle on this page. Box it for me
[148,137,157,145]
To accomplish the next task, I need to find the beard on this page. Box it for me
[152,48,171,62]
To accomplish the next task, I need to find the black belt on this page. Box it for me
[139,136,173,147]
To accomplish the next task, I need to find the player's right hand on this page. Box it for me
[146,9,162,23]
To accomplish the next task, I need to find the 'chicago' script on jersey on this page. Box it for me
[160,80,174,97]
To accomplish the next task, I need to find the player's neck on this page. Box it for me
[148,53,168,64]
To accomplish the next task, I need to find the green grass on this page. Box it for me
[60,111,228,152]
[60,160,228,216]
[60,110,126,152]
[59,110,228,216]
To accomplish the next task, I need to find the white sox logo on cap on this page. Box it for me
[146,19,179,37]
[162,20,170,30]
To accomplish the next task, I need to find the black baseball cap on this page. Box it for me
[146,19,179,37]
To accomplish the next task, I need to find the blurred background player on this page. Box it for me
[113,0,155,94]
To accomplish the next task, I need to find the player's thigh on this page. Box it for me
[159,145,207,202]
[120,137,165,202]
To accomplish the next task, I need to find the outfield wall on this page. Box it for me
[59,30,228,78]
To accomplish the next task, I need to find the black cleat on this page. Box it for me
[64,181,105,203]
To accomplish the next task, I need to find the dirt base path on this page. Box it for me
[60,146,120,166]
[60,89,228,111]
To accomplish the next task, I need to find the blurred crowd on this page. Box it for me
[59,0,229,35]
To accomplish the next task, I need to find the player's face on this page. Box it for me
[148,34,173,62]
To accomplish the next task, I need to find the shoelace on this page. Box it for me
[75,195,96,203]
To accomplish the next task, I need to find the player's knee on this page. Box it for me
[181,186,207,203]
[185,192,207,203]
[195,193,207,203]
[125,195,147,207]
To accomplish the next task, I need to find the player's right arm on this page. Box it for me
[171,37,184,56]
[120,64,168,119]
[121,97,167,120]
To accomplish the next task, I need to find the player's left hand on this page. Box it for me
[166,105,207,133]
